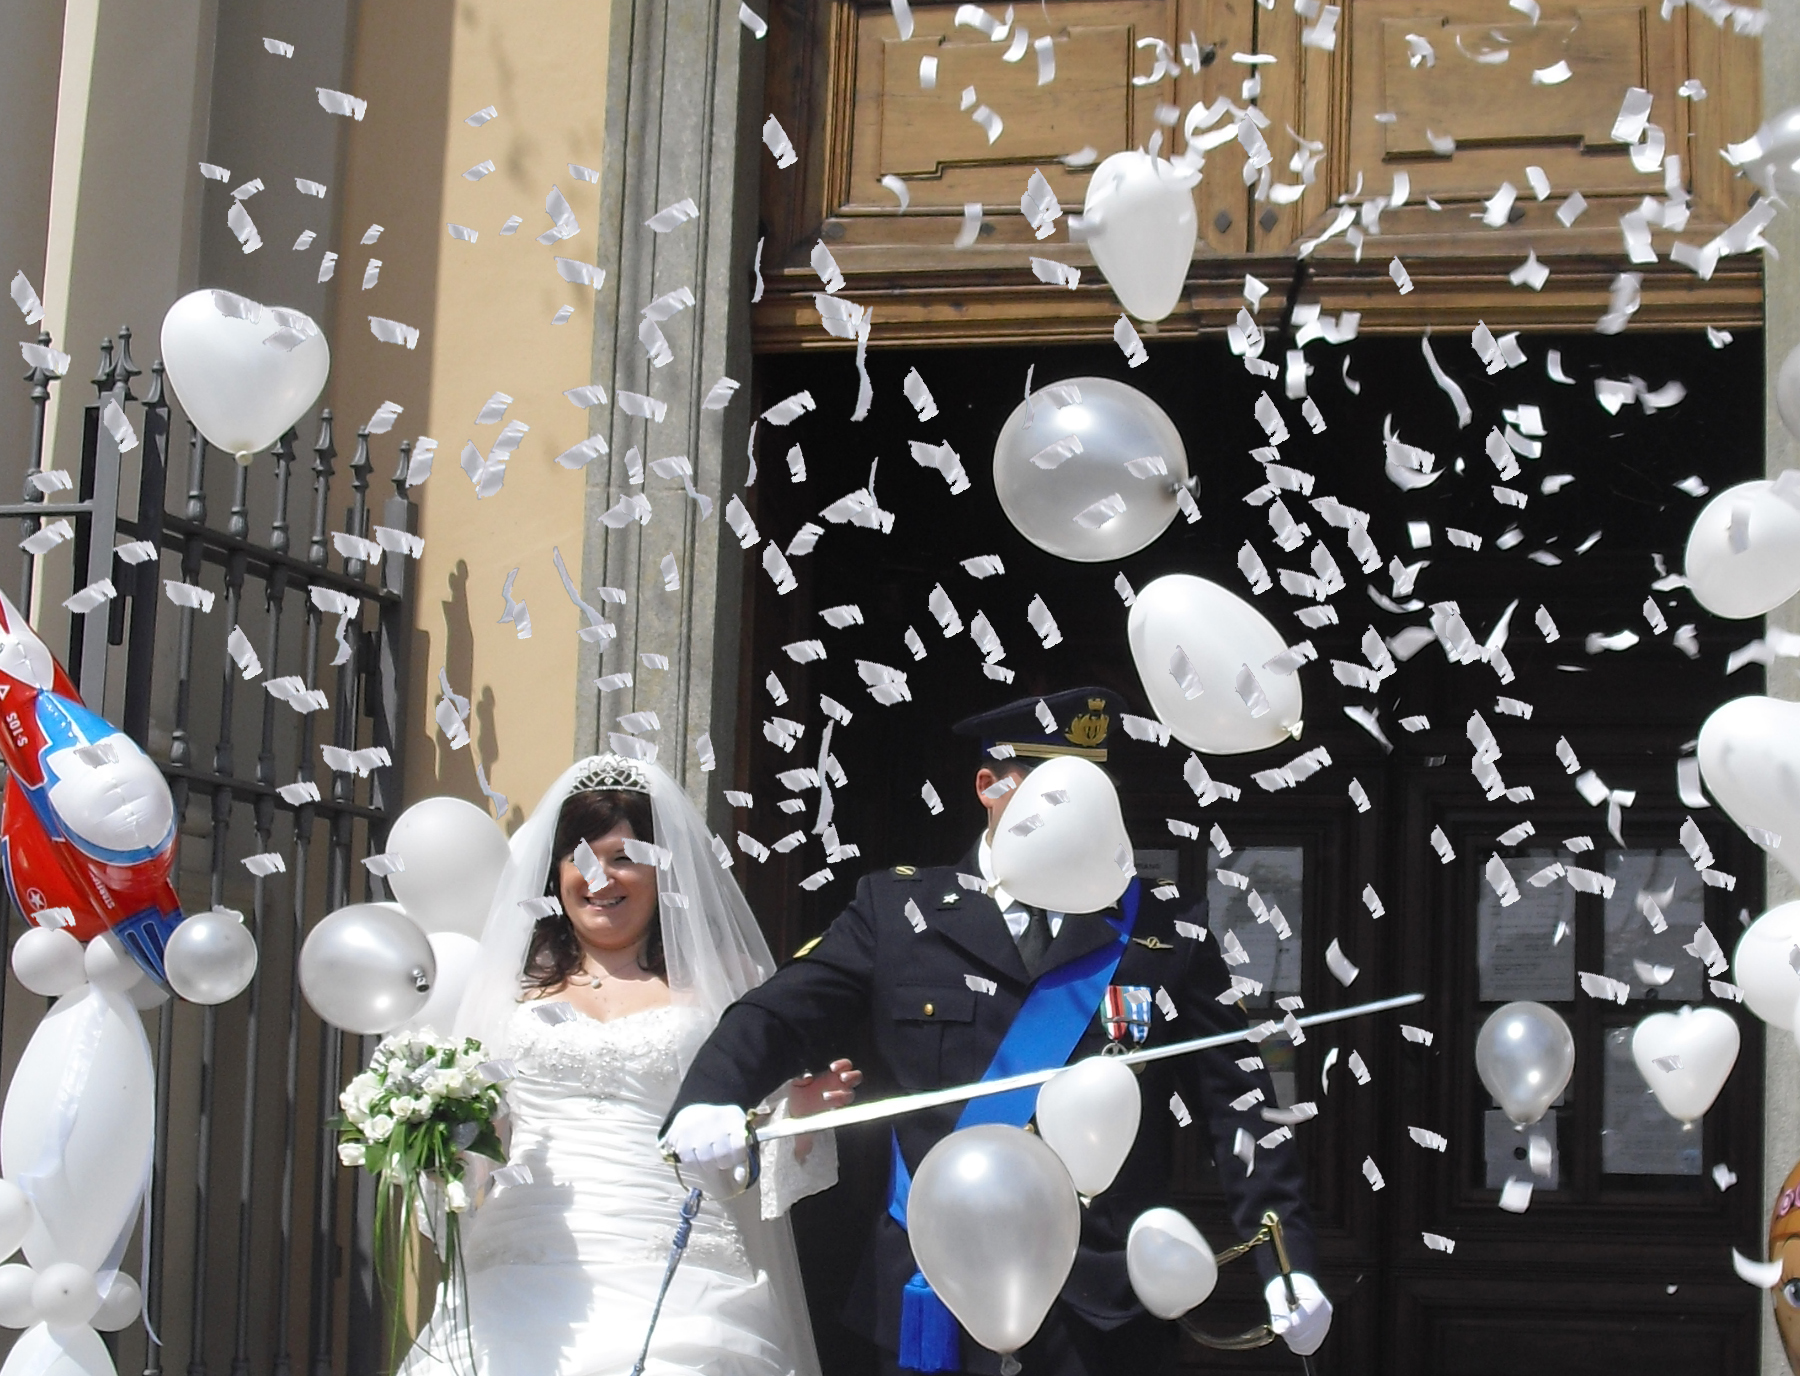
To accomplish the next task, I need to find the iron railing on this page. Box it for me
[3,324,417,1376]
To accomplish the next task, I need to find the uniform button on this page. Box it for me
[923,1003,935,1017]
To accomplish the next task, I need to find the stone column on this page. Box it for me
[1765,5,1800,1370]
[577,0,764,815]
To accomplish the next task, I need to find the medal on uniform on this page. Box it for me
[1099,984,1153,1050]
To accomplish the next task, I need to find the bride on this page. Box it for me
[400,753,858,1376]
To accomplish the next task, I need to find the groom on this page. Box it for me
[664,688,1331,1375]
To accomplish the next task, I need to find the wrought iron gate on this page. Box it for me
[3,323,417,1376]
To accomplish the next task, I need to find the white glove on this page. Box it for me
[660,1104,752,1183]
[1265,1273,1331,1357]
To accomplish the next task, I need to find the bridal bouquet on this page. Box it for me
[334,1031,511,1363]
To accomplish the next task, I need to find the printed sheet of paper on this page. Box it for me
[1602,849,1705,999]
[1477,852,1575,1001]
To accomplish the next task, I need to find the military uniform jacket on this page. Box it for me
[668,847,1318,1362]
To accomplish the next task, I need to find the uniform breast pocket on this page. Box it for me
[890,984,977,1088]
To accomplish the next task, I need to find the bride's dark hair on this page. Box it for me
[521,788,664,992]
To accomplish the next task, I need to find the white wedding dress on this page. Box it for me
[401,1001,825,1376]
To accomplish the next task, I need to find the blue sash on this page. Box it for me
[890,880,1141,1371]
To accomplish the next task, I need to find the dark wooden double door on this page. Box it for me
[737,330,1768,1373]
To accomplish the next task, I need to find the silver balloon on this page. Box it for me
[1475,1001,1575,1126]
[992,377,1192,562]
[907,1124,1080,1356]
[163,909,258,1005]
[1739,105,1800,198]
[299,902,435,1035]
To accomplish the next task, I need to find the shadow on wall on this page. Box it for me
[430,558,525,833]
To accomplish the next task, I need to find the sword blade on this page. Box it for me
[756,991,1424,1142]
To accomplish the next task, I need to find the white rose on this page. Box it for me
[444,1179,469,1213]
[338,1142,367,1167]
[365,1114,396,1142]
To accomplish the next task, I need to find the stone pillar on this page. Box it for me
[1765,6,1800,1370]
[577,0,764,815]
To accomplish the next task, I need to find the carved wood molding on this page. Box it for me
[754,0,1765,349]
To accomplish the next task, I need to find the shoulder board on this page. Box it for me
[792,935,823,959]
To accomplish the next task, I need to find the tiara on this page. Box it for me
[569,754,652,795]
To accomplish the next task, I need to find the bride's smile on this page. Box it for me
[557,822,659,957]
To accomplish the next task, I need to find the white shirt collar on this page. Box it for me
[976,833,1018,911]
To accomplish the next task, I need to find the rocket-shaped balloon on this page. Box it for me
[0,590,183,985]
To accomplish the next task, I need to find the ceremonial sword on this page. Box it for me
[749,990,1424,1142]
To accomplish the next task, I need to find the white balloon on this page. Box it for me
[1779,343,1800,446]
[159,291,330,462]
[989,756,1132,914]
[1697,696,1800,882]
[11,930,86,998]
[299,903,435,1035]
[163,909,258,1005]
[90,1274,140,1332]
[0,1323,117,1376]
[402,933,482,1035]
[0,1184,33,1262]
[30,1264,98,1327]
[1080,152,1199,323]
[1127,574,1302,754]
[0,990,154,1270]
[384,797,512,938]
[1126,1208,1218,1319]
[1631,1005,1740,1124]
[0,1266,35,1328]
[1035,1056,1141,1196]
[991,379,1192,564]
[1732,902,1800,1028]
[80,935,140,997]
[907,1125,1080,1356]
[1683,481,1800,619]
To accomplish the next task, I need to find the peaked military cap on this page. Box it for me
[951,686,1127,762]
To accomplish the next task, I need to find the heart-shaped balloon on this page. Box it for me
[1127,574,1302,754]
[1078,152,1199,322]
[1732,901,1800,1028]
[1684,481,1800,619]
[1697,696,1800,881]
[990,755,1132,914]
[1035,1056,1141,1196]
[1126,1208,1218,1319]
[159,290,330,462]
[1630,1005,1740,1123]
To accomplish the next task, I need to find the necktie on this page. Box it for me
[1015,906,1052,979]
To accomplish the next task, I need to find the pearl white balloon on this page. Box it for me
[163,909,258,1005]
[402,932,482,1036]
[80,934,140,997]
[90,1273,141,1332]
[30,1264,99,1327]
[1697,696,1800,883]
[1778,344,1800,446]
[1035,1056,1142,1196]
[0,1184,32,1262]
[1732,902,1800,1028]
[0,1265,36,1329]
[1079,152,1199,323]
[1630,1005,1740,1124]
[991,378,1191,563]
[1126,1208,1218,1319]
[383,797,512,938]
[1737,105,1800,198]
[0,990,154,1270]
[1127,574,1302,754]
[159,291,330,462]
[1,1321,118,1376]
[11,930,86,998]
[989,756,1132,914]
[1683,481,1800,619]
[907,1125,1080,1357]
[299,903,435,1035]
[1475,1002,1574,1126]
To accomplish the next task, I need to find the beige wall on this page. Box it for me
[327,0,614,830]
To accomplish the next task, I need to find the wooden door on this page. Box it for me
[737,327,1766,1372]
